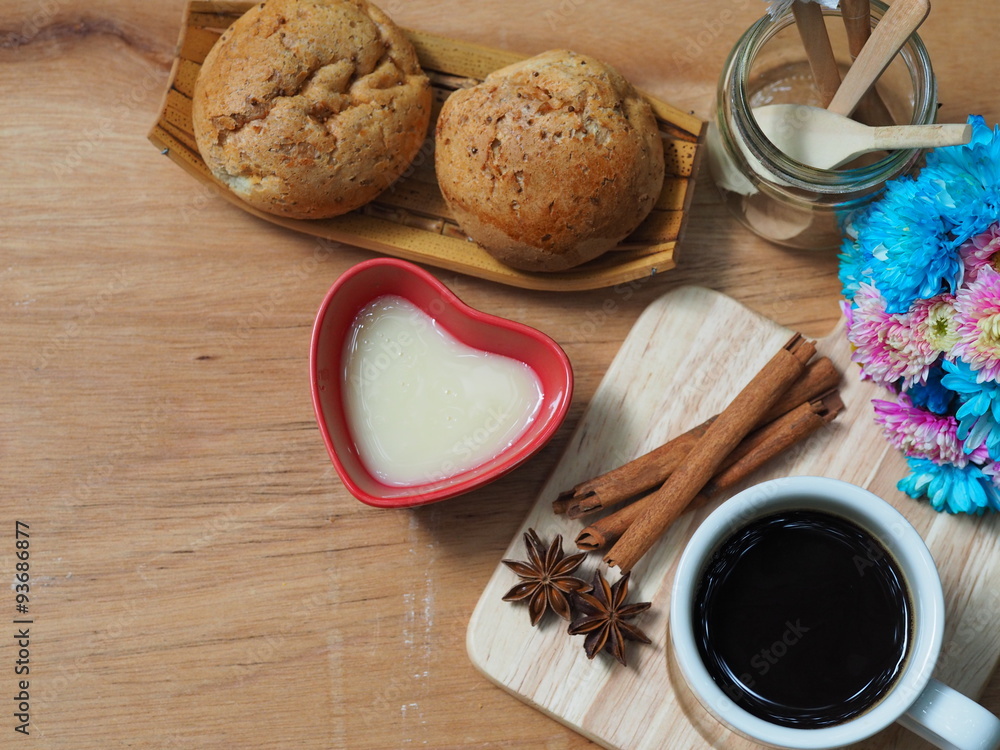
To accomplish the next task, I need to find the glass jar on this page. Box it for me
[706,0,936,250]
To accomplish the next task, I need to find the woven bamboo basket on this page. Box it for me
[149,1,706,291]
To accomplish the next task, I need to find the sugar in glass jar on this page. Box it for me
[707,0,936,250]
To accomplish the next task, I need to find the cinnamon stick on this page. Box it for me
[604,334,816,573]
[554,355,839,518]
[552,423,706,516]
[575,392,843,551]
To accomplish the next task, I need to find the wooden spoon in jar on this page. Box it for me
[839,0,895,125]
[827,0,932,118]
[766,0,842,106]
[754,104,970,169]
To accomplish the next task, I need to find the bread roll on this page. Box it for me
[192,0,431,220]
[434,50,664,272]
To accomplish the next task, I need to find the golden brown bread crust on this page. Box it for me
[434,50,664,272]
[192,0,432,220]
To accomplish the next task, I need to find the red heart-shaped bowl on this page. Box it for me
[310,258,574,508]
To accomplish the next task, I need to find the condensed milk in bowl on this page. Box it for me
[309,258,573,507]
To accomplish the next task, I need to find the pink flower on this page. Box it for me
[840,298,854,329]
[980,461,1000,489]
[873,394,988,467]
[846,283,939,388]
[953,265,1000,383]
[959,222,1000,283]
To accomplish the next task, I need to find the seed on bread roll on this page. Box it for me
[192,0,431,220]
[434,50,665,272]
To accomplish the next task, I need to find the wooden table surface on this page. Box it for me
[2,1,996,747]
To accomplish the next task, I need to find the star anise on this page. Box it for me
[569,570,651,666]
[502,528,589,626]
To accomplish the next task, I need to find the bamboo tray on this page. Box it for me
[149,1,706,291]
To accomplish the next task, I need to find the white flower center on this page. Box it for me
[926,302,960,352]
[977,313,1000,348]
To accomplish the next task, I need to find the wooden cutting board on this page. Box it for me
[467,286,1000,750]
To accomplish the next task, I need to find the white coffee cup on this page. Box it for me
[670,476,1000,750]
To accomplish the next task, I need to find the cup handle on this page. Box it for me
[898,678,1000,750]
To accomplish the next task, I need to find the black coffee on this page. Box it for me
[693,509,911,728]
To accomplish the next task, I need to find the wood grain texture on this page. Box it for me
[3,0,1000,747]
[469,287,1000,749]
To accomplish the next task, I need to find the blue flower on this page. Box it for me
[849,176,962,313]
[897,456,1000,514]
[924,116,1000,246]
[839,116,1000,514]
[837,226,870,300]
[941,359,1000,459]
[842,117,1000,316]
[905,363,954,415]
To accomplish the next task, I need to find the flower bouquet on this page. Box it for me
[840,116,1000,514]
